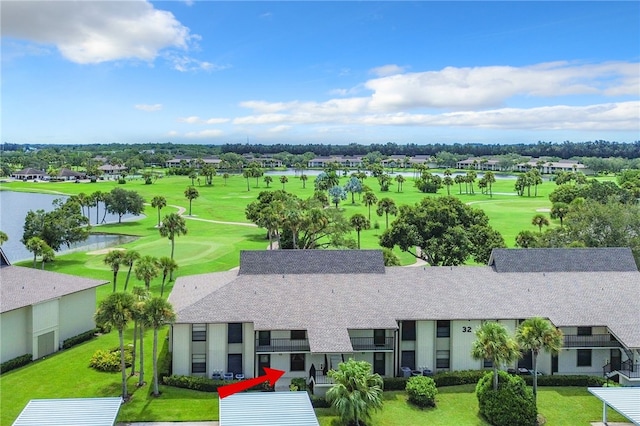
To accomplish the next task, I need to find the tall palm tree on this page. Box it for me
[326,359,383,426]
[122,250,140,291]
[144,297,176,397]
[159,213,187,280]
[134,255,160,290]
[516,317,563,404]
[157,256,178,296]
[471,322,521,390]
[91,191,104,225]
[350,214,371,249]
[104,250,125,292]
[362,191,378,222]
[484,171,496,198]
[395,174,405,192]
[25,236,47,268]
[94,292,135,400]
[184,186,199,216]
[531,214,550,234]
[550,202,569,227]
[376,197,398,229]
[129,286,150,379]
[150,196,167,227]
[300,173,308,189]
[280,175,288,190]
[263,175,273,188]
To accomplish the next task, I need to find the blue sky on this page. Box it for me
[2,1,639,145]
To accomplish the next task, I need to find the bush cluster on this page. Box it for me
[162,375,229,392]
[89,347,132,372]
[521,374,607,387]
[476,371,537,426]
[310,395,331,408]
[290,377,307,391]
[157,338,172,381]
[0,354,32,374]
[434,370,486,387]
[406,376,438,408]
[382,377,409,390]
[62,329,97,350]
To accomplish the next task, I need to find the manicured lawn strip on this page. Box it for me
[315,386,628,426]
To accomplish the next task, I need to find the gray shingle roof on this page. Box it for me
[489,248,638,273]
[169,250,640,351]
[238,250,385,275]
[1,266,108,313]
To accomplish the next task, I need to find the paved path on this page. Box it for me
[168,204,257,227]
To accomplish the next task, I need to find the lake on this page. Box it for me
[0,190,140,263]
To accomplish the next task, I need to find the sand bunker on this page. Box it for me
[87,247,126,255]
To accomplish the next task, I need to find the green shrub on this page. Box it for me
[62,329,97,349]
[434,370,486,387]
[118,178,126,184]
[476,371,537,426]
[0,354,32,374]
[521,374,607,387]
[89,347,132,372]
[157,337,172,381]
[383,377,409,390]
[163,375,232,392]
[406,375,438,408]
[290,377,307,391]
[310,395,331,408]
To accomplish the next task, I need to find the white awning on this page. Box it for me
[588,387,640,425]
[13,397,122,426]
[220,392,319,426]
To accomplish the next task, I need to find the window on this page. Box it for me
[258,331,271,346]
[228,323,243,344]
[401,350,415,370]
[191,354,206,373]
[437,320,450,338]
[291,353,305,371]
[577,327,592,336]
[402,321,416,341]
[290,330,306,340]
[228,354,243,375]
[192,324,206,341]
[436,350,450,369]
[483,358,493,368]
[577,349,592,367]
[374,329,386,346]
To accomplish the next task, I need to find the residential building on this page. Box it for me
[0,249,108,363]
[168,248,640,392]
[456,157,502,171]
[10,168,46,180]
[307,156,364,169]
[165,156,222,169]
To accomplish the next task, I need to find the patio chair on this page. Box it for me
[212,372,222,380]
[235,373,245,380]
[223,372,234,380]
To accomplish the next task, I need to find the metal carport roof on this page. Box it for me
[588,387,640,426]
[220,392,319,426]
[12,397,122,426]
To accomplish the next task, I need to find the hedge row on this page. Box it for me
[0,354,32,374]
[162,375,273,392]
[62,329,98,349]
[521,374,607,387]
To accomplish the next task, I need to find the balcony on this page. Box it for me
[255,338,310,352]
[350,337,394,351]
[563,334,621,348]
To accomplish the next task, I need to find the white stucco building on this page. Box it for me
[167,248,640,390]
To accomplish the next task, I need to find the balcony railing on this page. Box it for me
[604,360,640,379]
[563,334,621,348]
[255,338,310,352]
[350,337,394,351]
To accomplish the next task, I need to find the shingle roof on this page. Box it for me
[1,266,108,313]
[238,250,385,275]
[489,248,638,273]
[169,250,640,351]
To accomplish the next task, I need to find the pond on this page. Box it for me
[0,190,140,263]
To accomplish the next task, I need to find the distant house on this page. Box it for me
[98,164,127,175]
[456,157,502,171]
[165,156,222,169]
[514,158,593,175]
[0,249,108,363]
[168,248,640,391]
[55,168,87,181]
[11,168,46,180]
[307,156,364,169]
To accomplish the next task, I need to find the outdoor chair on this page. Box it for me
[235,373,245,380]
[223,372,234,380]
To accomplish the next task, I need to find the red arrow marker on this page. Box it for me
[218,367,285,399]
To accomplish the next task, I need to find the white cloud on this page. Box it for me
[135,104,163,112]
[167,54,229,72]
[1,0,192,64]
[178,116,230,124]
[370,64,406,77]
[267,125,292,133]
[185,129,224,138]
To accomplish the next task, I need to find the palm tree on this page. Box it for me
[151,196,167,227]
[376,197,398,229]
[129,286,150,380]
[300,173,308,189]
[395,174,405,192]
[222,172,230,185]
[484,171,496,198]
[41,245,55,269]
[242,169,251,191]
[91,191,104,225]
[144,297,176,397]
[184,186,199,216]
[531,214,550,234]
[159,213,187,280]
[350,214,370,249]
[471,322,521,390]
[263,175,273,188]
[362,191,378,221]
[0,230,8,246]
[280,175,288,190]
[25,236,46,268]
[134,255,160,290]
[122,250,140,291]
[104,250,125,292]
[157,256,178,296]
[516,317,563,404]
[454,175,465,194]
[94,292,135,400]
[326,359,383,426]
[550,202,569,227]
